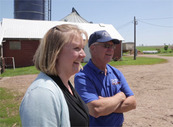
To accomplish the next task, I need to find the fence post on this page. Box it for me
[12,57,15,70]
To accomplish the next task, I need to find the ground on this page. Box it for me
[0,55,173,127]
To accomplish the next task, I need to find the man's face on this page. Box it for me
[91,41,115,64]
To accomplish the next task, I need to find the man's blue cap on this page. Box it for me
[88,30,120,47]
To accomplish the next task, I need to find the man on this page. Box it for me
[74,30,136,127]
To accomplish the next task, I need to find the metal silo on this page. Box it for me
[14,0,45,20]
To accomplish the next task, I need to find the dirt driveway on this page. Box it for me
[0,55,173,127]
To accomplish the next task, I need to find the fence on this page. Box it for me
[0,57,15,73]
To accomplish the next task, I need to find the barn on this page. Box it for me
[0,18,124,68]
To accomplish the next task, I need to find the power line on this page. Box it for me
[138,20,173,28]
[138,17,173,20]
[117,17,173,30]
[116,20,133,30]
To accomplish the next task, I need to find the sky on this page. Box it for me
[0,0,173,46]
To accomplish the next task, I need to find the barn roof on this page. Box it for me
[0,18,124,45]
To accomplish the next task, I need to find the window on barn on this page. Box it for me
[9,41,21,50]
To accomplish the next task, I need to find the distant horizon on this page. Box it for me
[137,44,172,47]
[124,42,173,47]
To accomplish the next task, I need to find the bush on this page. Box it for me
[156,48,161,53]
[171,46,173,52]
[164,45,168,52]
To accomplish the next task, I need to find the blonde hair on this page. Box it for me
[33,24,88,76]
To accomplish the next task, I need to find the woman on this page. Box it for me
[20,24,89,127]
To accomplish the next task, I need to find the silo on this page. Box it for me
[14,0,45,20]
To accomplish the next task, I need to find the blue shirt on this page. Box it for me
[75,59,134,127]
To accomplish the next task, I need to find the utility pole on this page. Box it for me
[134,16,137,60]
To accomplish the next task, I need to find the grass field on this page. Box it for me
[109,56,167,66]
[0,88,22,127]
[137,45,173,54]
[0,66,40,77]
[0,56,168,77]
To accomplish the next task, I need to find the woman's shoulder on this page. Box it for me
[26,72,64,98]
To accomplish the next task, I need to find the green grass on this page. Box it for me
[83,56,167,67]
[109,56,167,66]
[0,88,22,127]
[137,46,160,51]
[0,56,168,77]
[137,45,173,54]
[0,66,40,77]
[159,54,173,57]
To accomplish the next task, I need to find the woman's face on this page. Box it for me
[57,35,86,77]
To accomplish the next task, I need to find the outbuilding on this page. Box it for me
[0,18,124,68]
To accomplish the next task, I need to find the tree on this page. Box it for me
[164,45,168,52]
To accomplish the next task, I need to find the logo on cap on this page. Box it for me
[102,31,110,37]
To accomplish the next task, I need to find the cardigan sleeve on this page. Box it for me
[20,85,70,127]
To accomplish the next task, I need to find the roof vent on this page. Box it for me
[99,23,105,27]
[72,7,80,16]
[64,19,68,22]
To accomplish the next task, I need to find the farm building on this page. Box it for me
[123,42,134,52]
[0,18,124,68]
[123,42,134,54]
